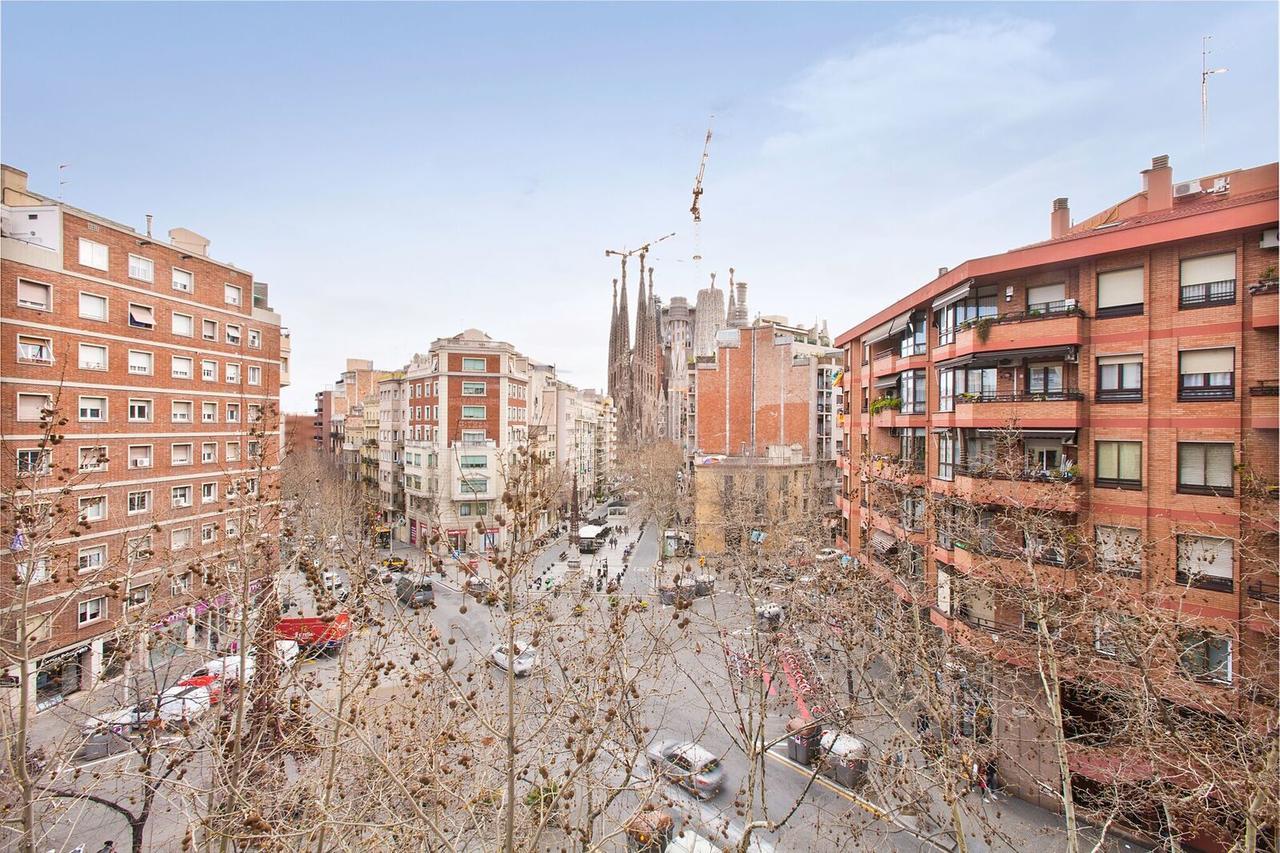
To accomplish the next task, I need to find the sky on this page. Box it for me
[3,2,1277,412]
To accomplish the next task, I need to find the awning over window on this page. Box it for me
[976,428,1077,442]
[931,280,973,310]
[874,374,900,389]
[863,319,895,344]
[887,310,914,336]
[870,529,897,554]
[937,345,1075,370]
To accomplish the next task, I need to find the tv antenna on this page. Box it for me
[58,164,71,201]
[1201,36,1228,144]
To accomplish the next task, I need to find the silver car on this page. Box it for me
[489,641,538,677]
[645,740,725,799]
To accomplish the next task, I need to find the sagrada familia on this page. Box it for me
[606,252,753,447]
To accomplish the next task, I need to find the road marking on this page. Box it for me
[764,748,888,817]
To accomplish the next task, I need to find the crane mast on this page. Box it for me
[690,124,713,223]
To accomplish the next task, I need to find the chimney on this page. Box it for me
[168,227,210,257]
[1,164,41,206]
[1142,154,1173,211]
[938,266,949,277]
[1050,197,1071,239]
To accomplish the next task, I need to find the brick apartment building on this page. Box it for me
[692,319,844,553]
[835,155,1278,840]
[1,163,288,711]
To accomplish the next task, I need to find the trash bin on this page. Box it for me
[786,717,818,765]
[819,729,869,789]
[675,578,698,602]
[659,586,677,606]
[694,574,715,597]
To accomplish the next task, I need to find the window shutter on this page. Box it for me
[1179,445,1205,485]
[1181,537,1233,579]
[1180,253,1235,286]
[1097,268,1144,308]
[1027,283,1066,305]
[18,280,48,307]
[1097,354,1141,366]
[1118,442,1141,480]
[1180,348,1234,374]
[1206,444,1234,487]
[1096,442,1117,478]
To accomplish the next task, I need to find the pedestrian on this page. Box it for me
[984,760,998,800]
[976,762,990,802]
[95,842,117,853]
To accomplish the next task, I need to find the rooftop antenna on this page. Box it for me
[1201,35,1228,145]
[57,164,71,201]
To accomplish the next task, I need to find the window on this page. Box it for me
[248,329,261,348]
[171,401,193,423]
[172,570,193,594]
[459,503,472,517]
[79,292,107,321]
[226,325,242,345]
[202,401,218,423]
[128,254,155,282]
[1026,363,1064,396]
[461,429,487,444]
[1179,252,1236,308]
[1177,443,1233,496]
[201,482,218,503]
[1096,354,1142,402]
[78,343,108,371]
[248,365,261,385]
[225,518,240,538]
[17,393,51,421]
[126,584,151,609]
[1179,632,1231,684]
[898,370,926,414]
[1026,282,1067,313]
[1096,268,1144,318]
[460,476,488,495]
[127,445,152,469]
[226,363,241,383]
[171,485,193,508]
[899,314,927,357]
[16,449,49,474]
[18,557,51,585]
[199,359,216,381]
[226,441,241,462]
[461,405,486,419]
[936,431,956,480]
[226,403,240,423]
[172,267,194,293]
[959,367,996,401]
[78,596,107,625]
[462,357,486,372]
[201,523,217,544]
[171,527,193,551]
[78,495,106,523]
[127,534,153,565]
[1094,440,1141,489]
[128,398,151,422]
[78,545,106,573]
[937,369,955,412]
[78,446,107,472]
[78,238,109,270]
[128,303,155,330]
[128,490,151,514]
[171,443,193,466]
[172,356,193,379]
[1176,535,1234,592]
[247,439,261,459]
[202,319,218,341]
[201,442,217,463]
[172,312,194,337]
[78,396,107,422]
[460,455,487,469]
[462,381,486,396]
[1179,348,1234,401]
[224,284,242,306]
[128,350,153,375]
[17,279,52,310]
[17,334,53,364]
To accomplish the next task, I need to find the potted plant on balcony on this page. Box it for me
[869,396,902,416]
[975,316,993,343]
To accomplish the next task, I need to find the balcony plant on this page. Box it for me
[869,396,902,415]
[1262,263,1277,284]
[975,316,994,343]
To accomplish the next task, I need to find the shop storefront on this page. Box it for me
[408,519,418,546]
[35,646,88,711]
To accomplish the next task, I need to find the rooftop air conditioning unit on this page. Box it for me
[1173,181,1202,198]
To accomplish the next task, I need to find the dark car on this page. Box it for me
[395,575,434,607]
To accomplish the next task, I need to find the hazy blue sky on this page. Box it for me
[4,2,1276,411]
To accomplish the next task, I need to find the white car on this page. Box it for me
[816,548,845,563]
[489,641,538,677]
[82,684,212,734]
[322,571,348,601]
[187,654,255,686]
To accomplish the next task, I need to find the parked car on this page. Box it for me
[380,556,409,570]
[83,684,213,734]
[185,654,255,687]
[489,641,538,676]
[322,571,348,601]
[250,639,300,669]
[756,603,785,630]
[396,575,435,607]
[815,548,845,563]
[176,673,222,704]
[645,740,725,800]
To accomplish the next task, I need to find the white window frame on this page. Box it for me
[171,400,194,423]
[77,342,108,371]
[78,238,109,271]
[78,395,107,422]
[128,302,155,330]
[128,254,155,283]
[202,319,218,341]
[78,495,107,523]
[462,357,486,372]
[127,445,153,470]
[462,381,486,396]
[248,328,261,348]
[201,441,217,463]
[77,445,108,473]
[172,311,194,337]
[127,349,154,376]
[172,267,194,293]
[224,284,242,306]
[78,545,107,573]
[201,359,217,381]
[201,482,218,503]
[201,523,217,544]
[78,596,107,625]
[127,489,152,514]
[171,443,194,466]
[202,401,218,423]
[226,363,241,383]
[126,583,151,609]
[226,402,240,423]
[225,441,241,462]
[79,291,108,321]
[17,279,53,311]
[171,485,193,508]
[226,324,242,345]
[16,334,54,365]
[171,355,194,379]
[128,398,152,423]
[16,393,52,422]
[248,365,262,386]
[461,405,487,420]
[127,534,153,565]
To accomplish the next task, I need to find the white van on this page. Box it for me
[188,654,255,686]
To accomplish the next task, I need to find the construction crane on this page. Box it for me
[605,232,676,296]
[690,122,713,223]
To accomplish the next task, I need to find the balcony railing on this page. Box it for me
[1178,382,1235,402]
[1175,570,1233,593]
[1250,380,1279,397]
[956,389,1084,404]
[959,461,1080,483]
[1250,279,1279,296]
[1179,279,1236,308]
[953,303,1085,333]
[1247,578,1280,603]
[872,350,893,362]
[1095,387,1143,403]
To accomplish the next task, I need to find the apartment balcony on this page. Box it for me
[951,462,1082,512]
[870,404,928,430]
[1249,279,1278,329]
[938,305,1086,362]
[1249,380,1280,430]
[866,454,927,487]
[952,389,1084,428]
[871,344,929,379]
